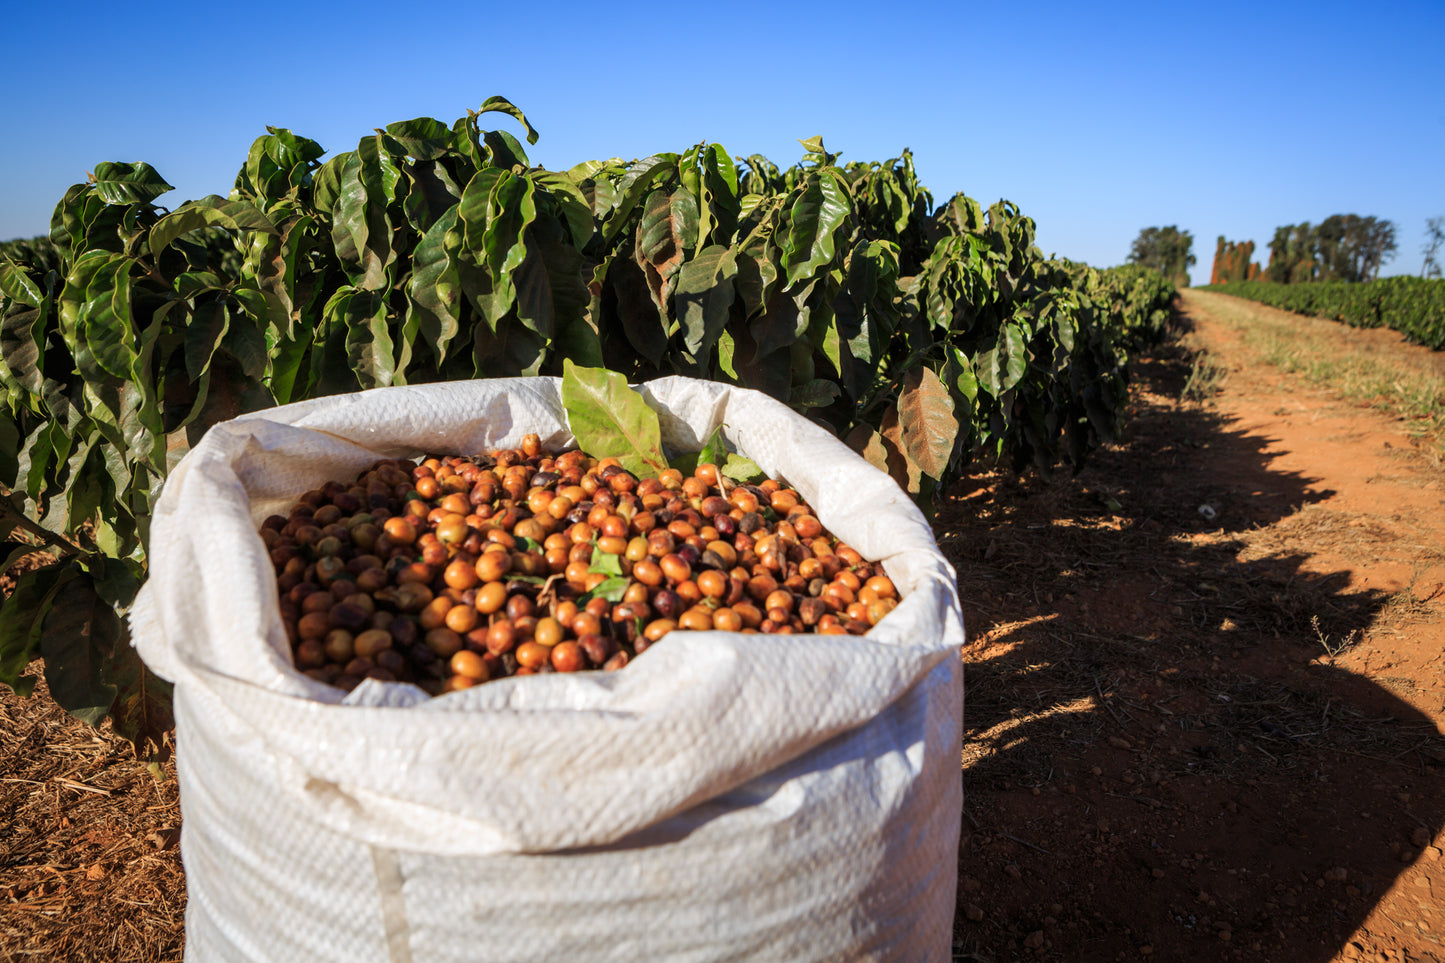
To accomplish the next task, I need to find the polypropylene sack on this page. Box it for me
[130,376,965,962]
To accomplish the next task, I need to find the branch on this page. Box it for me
[0,501,82,558]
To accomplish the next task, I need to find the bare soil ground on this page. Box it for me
[945,289,1445,962]
[3,289,1444,961]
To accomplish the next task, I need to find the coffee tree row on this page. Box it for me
[1206,277,1445,349]
[0,98,1175,752]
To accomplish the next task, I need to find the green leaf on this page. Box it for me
[406,207,462,363]
[17,421,55,504]
[0,563,74,698]
[311,153,348,214]
[561,359,667,477]
[675,244,739,369]
[222,293,271,381]
[608,256,668,368]
[89,162,174,206]
[343,289,396,388]
[267,329,311,406]
[670,423,728,477]
[80,257,137,380]
[783,170,849,286]
[580,576,629,604]
[0,258,42,307]
[384,116,456,160]
[513,216,586,341]
[1,307,44,396]
[457,167,508,251]
[470,313,545,378]
[999,322,1029,391]
[946,345,979,403]
[480,172,537,325]
[482,129,531,172]
[185,299,229,382]
[719,453,764,483]
[588,546,623,577]
[150,197,276,254]
[530,171,595,248]
[478,95,540,145]
[39,568,119,724]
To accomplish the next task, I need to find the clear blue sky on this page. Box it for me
[3,0,1441,287]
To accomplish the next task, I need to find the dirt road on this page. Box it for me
[947,289,1445,961]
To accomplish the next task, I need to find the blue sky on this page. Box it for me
[3,1,1441,286]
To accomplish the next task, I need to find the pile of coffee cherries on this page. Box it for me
[264,435,900,694]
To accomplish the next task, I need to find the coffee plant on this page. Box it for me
[0,98,1175,753]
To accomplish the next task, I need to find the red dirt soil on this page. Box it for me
[3,289,1444,962]
[944,290,1445,962]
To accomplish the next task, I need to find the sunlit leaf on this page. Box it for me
[897,366,957,480]
[89,162,174,206]
[478,95,540,146]
[561,360,666,477]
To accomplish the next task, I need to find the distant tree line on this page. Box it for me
[1210,237,1262,284]
[1126,226,1194,288]
[1264,214,1397,284]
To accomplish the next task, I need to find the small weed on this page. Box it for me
[1181,354,1226,403]
[1311,614,1360,657]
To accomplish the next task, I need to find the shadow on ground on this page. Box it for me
[941,329,1445,961]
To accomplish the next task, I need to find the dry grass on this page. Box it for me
[1184,289,1445,448]
[0,673,184,963]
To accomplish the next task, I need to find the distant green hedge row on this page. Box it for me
[1206,277,1445,350]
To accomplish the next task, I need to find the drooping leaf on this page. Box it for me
[335,288,396,388]
[608,255,668,368]
[601,154,678,247]
[518,225,586,349]
[530,171,595,248]
[407,207,462,363]
[674,245,738,369]
[0,563,74,698]
[783,170,849,286]
[80,257,136,379]
[0,307,44,395]
[634,187,699,320]
[478,95,540,145]
[479,172,537,325]
[39,568,119,724]
[896,366,957,480]
[879,403,922,494]
[184,299,229,382]
[999,322,1029,391]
